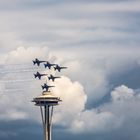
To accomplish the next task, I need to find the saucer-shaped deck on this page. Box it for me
[32,91,62,106]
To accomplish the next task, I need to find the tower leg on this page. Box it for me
[40,106,46,140]
[47,105,50,140]
[50,106,53,140]
[45,105,48,140]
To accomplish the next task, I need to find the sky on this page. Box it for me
[0,0,140,140]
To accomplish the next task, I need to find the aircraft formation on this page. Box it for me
[33,58,67,92]
[33,58,67,72]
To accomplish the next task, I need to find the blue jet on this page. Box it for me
[48,74,61,81]
[34,71,47,79]
[41,83,54,91]
[54,64,67,72]
[33,58,46,66]
[44,61,56,69]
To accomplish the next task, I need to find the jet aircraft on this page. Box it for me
[44,61,55,69]
[33,58,46,66]
[54,64,67,72]
[41,83,54,91]
[48,74,61,81]
[34,71,47,79]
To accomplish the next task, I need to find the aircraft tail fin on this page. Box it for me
[44,64,47,68]
[33,60,36,65]
[41,85,44,90]
[34,74,37,78]
[54,67,57,71]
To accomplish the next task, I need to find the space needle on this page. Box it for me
[32,58,67,140]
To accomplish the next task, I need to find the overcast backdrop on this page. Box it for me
[0,0,140,140]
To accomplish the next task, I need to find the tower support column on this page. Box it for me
[40,105,52,140]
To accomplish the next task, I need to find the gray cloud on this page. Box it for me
[0,0,140,140]
[0,46,140,140]
[0,0,139,52]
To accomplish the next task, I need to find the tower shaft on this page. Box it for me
[40,105,53,140]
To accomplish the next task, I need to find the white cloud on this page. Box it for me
[0,44,140,137]
[111,85,134,102]
[70,110,121,133]
[52,76,87,126]
[5,46,49,64]
[0,46,51,121]
[52,76,122,133]
[101,85,140,133]
[0,46,125,133]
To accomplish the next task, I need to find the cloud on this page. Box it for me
[1,0,140,13]
[0,0,140,139]
[100,85,140,139]
[49,76,122,134]
[70,110,121,134]
[0,46,51,122]
[111,85,135,101]
[59,84,140,135]
[0,0,139,53]
[53,78,140,135]
[0,46,125,134]
[0,43,140,140]
[0,109,28,121]
[52,76,87,125]
[5,46,49,63]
